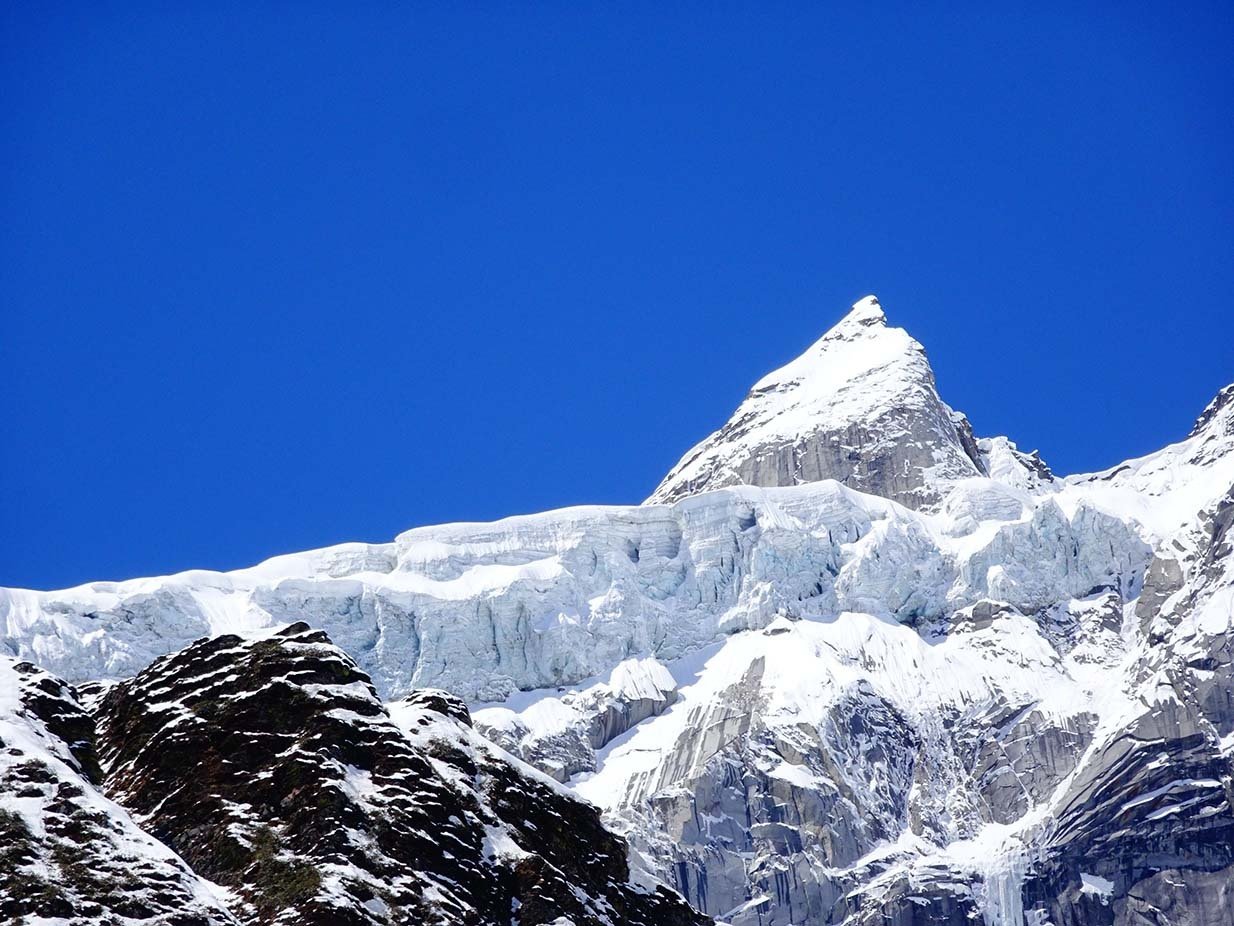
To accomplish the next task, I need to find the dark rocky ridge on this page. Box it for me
[94,622,709,926]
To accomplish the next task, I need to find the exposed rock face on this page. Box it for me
[962,701,1096,826]
[474,656,679,781]
[647,296,986,509]
[0,657,237,925]
[94,622,708,926]
[1023,691,1234,926]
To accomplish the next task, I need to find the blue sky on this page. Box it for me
[3,3,1232,589]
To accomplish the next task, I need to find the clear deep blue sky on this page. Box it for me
[3,4,1232,589]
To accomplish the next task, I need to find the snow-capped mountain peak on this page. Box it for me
[648,295,982,509]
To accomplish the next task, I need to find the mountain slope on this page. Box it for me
[1020,483,1234,925]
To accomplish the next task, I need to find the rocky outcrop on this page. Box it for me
[1188,383,1234,440]
[978,435,1056,493]
[94,622,708,926]
[843,865,981,926]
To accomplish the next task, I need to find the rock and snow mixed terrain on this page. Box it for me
[2,296,1232,924]
[0,623,705,925]
[0,656,237,924]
